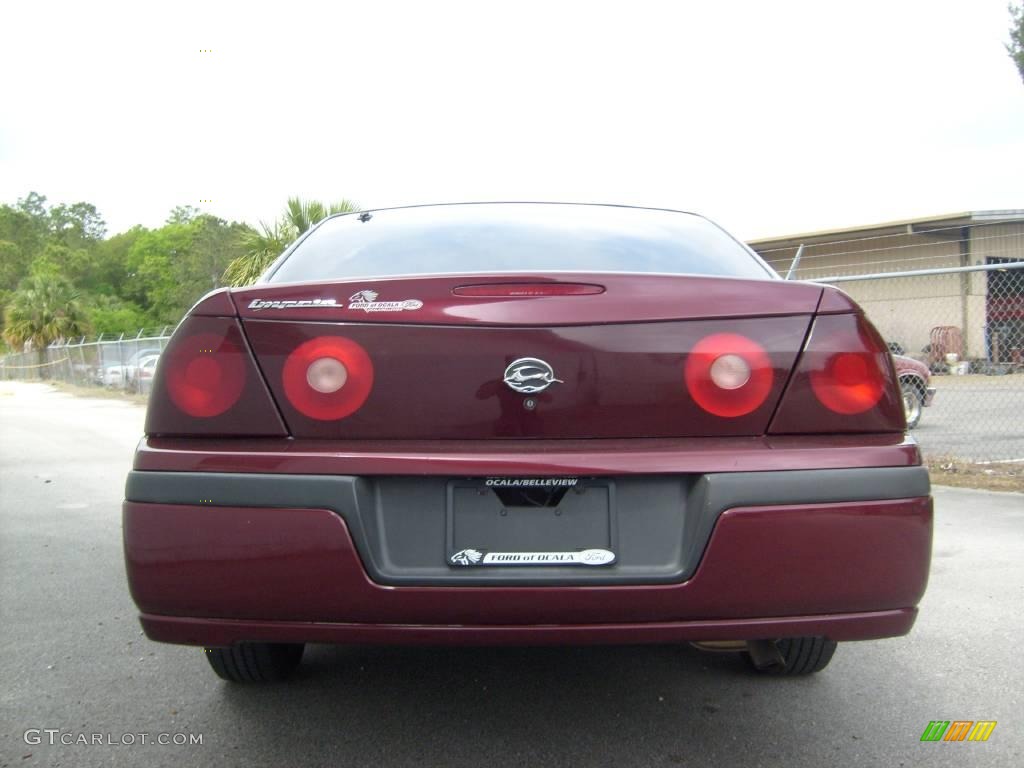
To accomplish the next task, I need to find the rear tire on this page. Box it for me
[204,642,304,683]
[747,637,837,675]
[901,381,923,428]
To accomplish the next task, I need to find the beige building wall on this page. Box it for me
[839,280,963,356]
[977,222,1024,261]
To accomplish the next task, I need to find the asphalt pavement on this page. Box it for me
[1,381,1021,768]
[912,374,1024,462]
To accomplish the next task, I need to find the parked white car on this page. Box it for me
[98,349,162,388]
[136,354,161,394]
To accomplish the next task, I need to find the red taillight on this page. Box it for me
[769,313,904,434]
[144,314,287,437]
[282,336,374,420]
[811,351,885,414]
[165,332,246,417]
[684,333,774,417]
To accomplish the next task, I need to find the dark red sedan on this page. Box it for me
[123,203,932,682]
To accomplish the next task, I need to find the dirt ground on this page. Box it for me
[925,456,1024,492]
[48,379,149,405]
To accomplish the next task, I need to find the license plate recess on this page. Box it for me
[446,479,617,567]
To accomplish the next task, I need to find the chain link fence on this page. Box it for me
[0,329,172,395]
[753,216,1024,468]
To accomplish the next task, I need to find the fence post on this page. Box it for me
[61,341,72,383]
[77,341,87,386]
[117,333,126,390]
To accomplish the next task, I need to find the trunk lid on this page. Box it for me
[233,274,821,439]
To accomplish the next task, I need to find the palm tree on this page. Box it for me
[223,220,293,288]
[223,197,360,286]
[4,274,88,373]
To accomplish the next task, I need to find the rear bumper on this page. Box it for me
[123,460,932,646]
[139,609,919,647]
[124,466,930,587]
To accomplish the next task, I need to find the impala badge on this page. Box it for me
[503,358,563,394]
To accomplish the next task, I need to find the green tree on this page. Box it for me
[0,192,365,342]
[85,295,150,335]
[125,221,197,322]
[167,205,201,225]
[0,240,26,340]
[3,274,89,369]
[1,198,54,340]
[224,220,293,287]
[0,204,45,287]
[190,214,250,294]
[223,197,359,286]
[125,212,251,323]
[282,198,359,235]
[49,201,107,243]
[0,194,109,339]
[15,191,49,221]
[88,226,146,298]
[1010,2,1024,83]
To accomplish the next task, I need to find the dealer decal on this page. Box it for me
[347,289,423,312]
[449,548,616,567]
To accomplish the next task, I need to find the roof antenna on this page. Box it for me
[785,244,805,280]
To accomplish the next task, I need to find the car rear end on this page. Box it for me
[123,203,931,681]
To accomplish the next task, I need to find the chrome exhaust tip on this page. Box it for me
[745,639,785,671]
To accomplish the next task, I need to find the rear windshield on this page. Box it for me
[267,204,774,283]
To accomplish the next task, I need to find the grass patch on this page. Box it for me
[926,455,1024,493]
[47,380,149,406]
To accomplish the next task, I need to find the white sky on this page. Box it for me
[0,0,1021,240]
